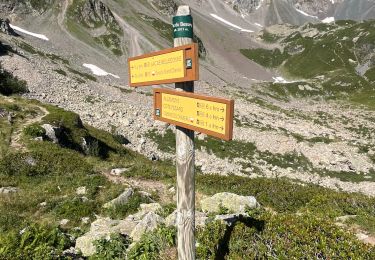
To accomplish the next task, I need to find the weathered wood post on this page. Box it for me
[173,5,196,260]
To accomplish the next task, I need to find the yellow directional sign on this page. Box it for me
[130,50,184,84]
[128,44,199,87]
[154,89,234,140]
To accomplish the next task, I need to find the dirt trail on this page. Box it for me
[112,12,155,57]
[10,104,49,150]
[104,172,172,204]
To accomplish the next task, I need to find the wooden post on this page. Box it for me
[174,5,195,260]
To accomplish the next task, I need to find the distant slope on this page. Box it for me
[335,0,375,21]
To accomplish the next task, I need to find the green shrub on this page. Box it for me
[196,221,227,259]
[128,225,176,259]
[0,224,72,259]
[0,65,28,96]
[90,234,130,260]
[227,213,375,259]
[23,124,46,138]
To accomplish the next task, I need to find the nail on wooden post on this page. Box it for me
[174,5,195,260]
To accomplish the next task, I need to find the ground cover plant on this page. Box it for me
[0,96,374,259]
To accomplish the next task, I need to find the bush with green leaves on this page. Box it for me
[0,64,28,96]
[128,225,176,259]
[23,124,46,138]
[0,224,72,260]
[197,213,375,259]
[90,234,131,260]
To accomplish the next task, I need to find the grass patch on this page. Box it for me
[240,48,290,68]
[54,69,67,76]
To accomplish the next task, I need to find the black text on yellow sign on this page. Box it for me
[154,89,234,141]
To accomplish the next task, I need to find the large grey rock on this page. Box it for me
[41,124,60,143]
[103,188,133,209]
[130,212,164,242]
[0,187,18,194]
[75,217,137,256]
[128,203,162,221]
[200,192,258,214]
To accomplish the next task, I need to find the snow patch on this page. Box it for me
[210,14,254,33]
[273,77,296,84]
[83,64,120,79]
[322,17,335,23]
[254,23,263,28]
[9,24,49,41]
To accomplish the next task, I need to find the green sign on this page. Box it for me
[173,15,193,38]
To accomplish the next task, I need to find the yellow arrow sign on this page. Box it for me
[128,44,199,87]
[154,89,234,140]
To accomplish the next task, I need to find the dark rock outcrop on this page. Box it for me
[0,18,16,35]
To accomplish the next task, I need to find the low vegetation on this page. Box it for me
[0,64,28,96]
[0,96,374,258]
[241,20,375,109]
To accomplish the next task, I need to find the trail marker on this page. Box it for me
[128,43,198,87]
[127,5,234,260]
[154,88,234,141]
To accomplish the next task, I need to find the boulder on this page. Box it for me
[0,187,18,194]
[109,168,130,176]
[129,203,162,221]
[130,212,164,242]
[103,188,133,209]
[75,217,137,256]
[200,192,258,214]
[76,186,87,195]
[42,124,60,143]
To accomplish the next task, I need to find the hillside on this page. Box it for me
[0,92,374,258]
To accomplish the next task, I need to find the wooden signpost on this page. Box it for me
[127,5,234,260]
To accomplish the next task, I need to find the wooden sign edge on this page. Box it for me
[128,43,199,87]
[153,88,234,141]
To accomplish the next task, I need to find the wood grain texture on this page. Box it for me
[174,5,196,260]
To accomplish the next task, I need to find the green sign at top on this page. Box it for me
[173,15,193,39]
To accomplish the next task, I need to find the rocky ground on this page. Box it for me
[1,35,374,197]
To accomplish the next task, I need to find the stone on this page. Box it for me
[76,186,87,195]
[107,110,115,117]
[0,187,18,194]
[103,188,133,209]
[168,186,176,194]
[200,192,258,214]
[81,217,90,224]
[42,124,60,143]
[109,168,130,176]
[140,203,162,213]
[39,201,47,207]
[75,217,137,256]
[149,153,159,161]
[129,203,162,221]
[130,212,164,242]
[60,219,70,226]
